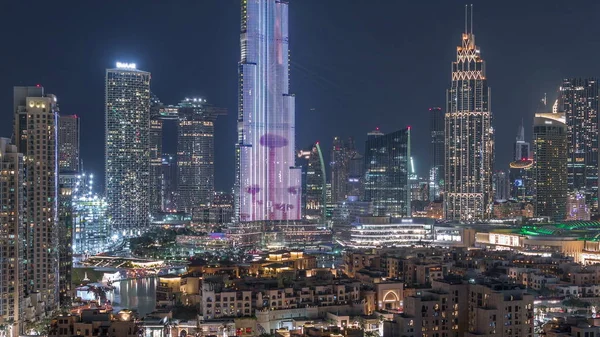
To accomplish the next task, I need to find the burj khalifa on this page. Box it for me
[236,0,302,222]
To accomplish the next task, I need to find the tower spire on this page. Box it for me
[470,4,473,34]
[464,4,468,34]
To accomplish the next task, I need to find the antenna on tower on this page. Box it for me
[464,4,468,33]
[470,4,473,34]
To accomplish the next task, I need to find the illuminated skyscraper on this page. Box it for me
[534,113,567,221]
[0,138,24,333]
[298,143,326,222]
[105,62,151,236]
[364,128,411,217]
[58,114,80,172]
[72,173,112,255]
[177,98,226,212]
[560,78,599,212]
[429,107,444,201]
[236,0,301,221]
[14,86,59,310]
[445,6,494,221]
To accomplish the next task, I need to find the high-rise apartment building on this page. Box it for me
[297,143,326,222]
[534,112,568,221]
[105,62,151,236]
[58,115,80,172]
[364,128,411,217]
[14,86,59,310]
[0,138,24,333]
[429,107,444,201]
[445,7,494,221]
[331,137,357,203]
[560,78,599,213]
[177,98,226,213]
[236,0,301,221]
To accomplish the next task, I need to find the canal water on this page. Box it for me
[106,277,157,317]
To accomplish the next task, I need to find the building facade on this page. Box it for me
[429,107,444,201]
[444,9,494,221]
[560,78,599,213]
[58,115,80,172]
[14,86,60,310]
[177,98,226,213]
[364,128,411,217]
[0,138,24,333]
[236,0,302,221]
[534,113,568,221]
[105,63,151,236]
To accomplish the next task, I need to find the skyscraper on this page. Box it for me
[72,173,112,255]
[514,121,530,161]
[534,112,568,221]
[105,62,151,236]
[177,98,226,212]
[58,172,76,305]
[331,137,356,203]
[58,114,80,172]
[0,138,24,333]
[560,78,599,213]
[445,6,494,221]
[364,128,411,217]
[236,0,301,221]
[57,114,79,306]
[493,170,510,201]
[429,107,444,201]
[297,143,326,222]
[14,86,59,310]
[149,98,164,214]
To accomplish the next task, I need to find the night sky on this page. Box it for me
[1,1,599,192]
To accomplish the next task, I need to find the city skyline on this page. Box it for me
[3,1,598,192]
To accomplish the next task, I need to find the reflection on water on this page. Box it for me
[106,277,156,317]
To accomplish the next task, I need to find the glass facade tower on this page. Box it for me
[177,98,226,212]
[105,63,151,236]
[534,113,568,221]
[236,0,301,221]
[445,6,494,221]
[364,128,411,217]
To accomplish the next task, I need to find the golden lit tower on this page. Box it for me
[445,5,494,221]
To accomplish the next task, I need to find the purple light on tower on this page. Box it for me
[236,0,301,221]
